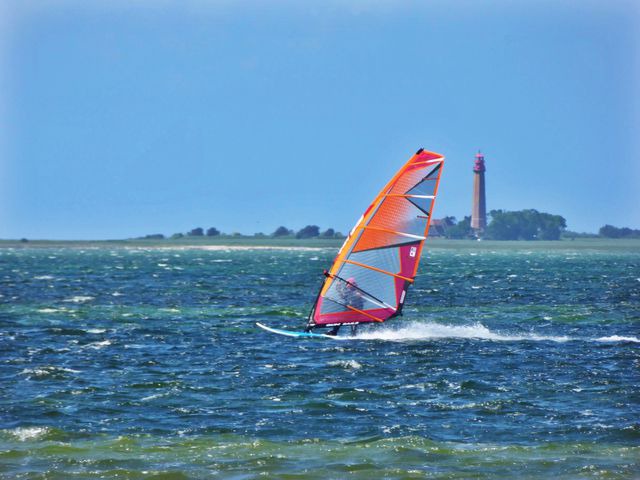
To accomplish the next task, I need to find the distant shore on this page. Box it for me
[1,237,639,251]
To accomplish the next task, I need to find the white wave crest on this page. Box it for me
[348,322,640,344]
[20,366,81,377]
[328,360,362,370]
[86,328,106,334]
[141,392,170,402]
[63,296,94,303]
[37,308,62,313]
[6,427,48,441]
[352,322,570,343]
[85,340,111,349]
[596,335,640,343]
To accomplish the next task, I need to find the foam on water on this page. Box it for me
[82,340,111,349]
[20,366,81,378]
[37,308,62,313]
[6,426,49,441]
[63,295,94,303]
[86,328,106,334]
[141,392,171,402]
[350,323,640,343]
[328,359,362,370]
[596,335,640,343]
[350,322,570,342]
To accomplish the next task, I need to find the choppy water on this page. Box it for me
[1,245,639,479]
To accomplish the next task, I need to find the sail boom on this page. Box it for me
[363,297,396,310]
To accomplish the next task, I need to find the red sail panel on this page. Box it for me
[310,149,444,327]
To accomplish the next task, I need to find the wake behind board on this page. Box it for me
[256,322,348,340]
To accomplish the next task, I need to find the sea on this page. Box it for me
[1,243,638,479]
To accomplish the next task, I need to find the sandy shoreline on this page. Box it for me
[1,238,638,251]
[145,245,331,251]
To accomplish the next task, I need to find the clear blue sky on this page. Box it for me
[1,1,638,239]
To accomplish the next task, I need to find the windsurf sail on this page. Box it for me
[306,148,444,332]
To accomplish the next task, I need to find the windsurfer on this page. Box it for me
[339,277,364,311]
[325,277,364,336]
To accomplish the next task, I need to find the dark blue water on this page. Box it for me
[1,245,638,478]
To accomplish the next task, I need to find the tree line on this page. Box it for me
[139,225,345,240]
[275,225,345,239]
[140,216,638,241]
[598,225,640,239]
[443,209,567,240]
[441,209,639,240]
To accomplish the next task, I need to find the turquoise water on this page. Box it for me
[1,245,638,478]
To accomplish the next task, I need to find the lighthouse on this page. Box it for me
[471,151,487,235]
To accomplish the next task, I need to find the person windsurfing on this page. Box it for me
[340,277,364,310]
[327,277,363,336]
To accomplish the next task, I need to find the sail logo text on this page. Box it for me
[409,247,417,257]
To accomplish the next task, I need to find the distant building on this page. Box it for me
[429,219,447,237]
[471,151,487,235]
[429,217,455,237]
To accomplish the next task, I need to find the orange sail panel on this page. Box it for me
[309,149,444,327]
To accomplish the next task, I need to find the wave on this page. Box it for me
[63,295,94,303]
[595,335,640,343]
[350,322,636,343]
[327,360,362,370]
[37,308,64,313]
[5,426,49,441]
[20,366,81,379]
[1,430,636,477]
[82,340,111,350]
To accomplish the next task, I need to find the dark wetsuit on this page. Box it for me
[328,325,341,336]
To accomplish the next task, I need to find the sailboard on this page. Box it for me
[258,148,444,338]
[256,322,348,340]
